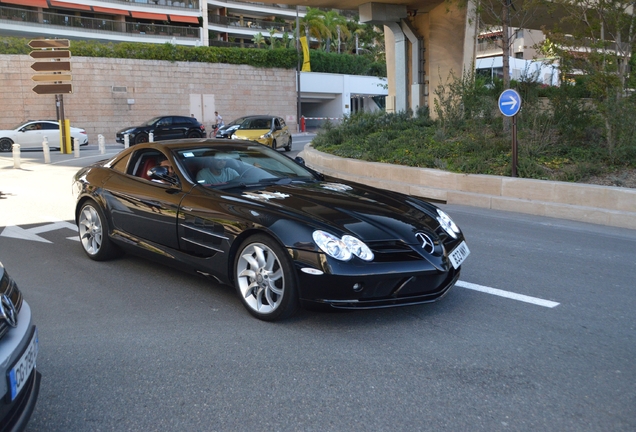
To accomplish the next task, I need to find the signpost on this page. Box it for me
[29,39,73,153]
[498,89,522,177]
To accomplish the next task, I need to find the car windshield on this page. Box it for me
[239,118,271,130]
[12,121,32,130]
[174,143,316,188]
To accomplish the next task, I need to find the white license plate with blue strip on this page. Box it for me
[8,327,38,401]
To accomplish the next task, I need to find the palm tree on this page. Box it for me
[267,28,278,49]
[297,7,329,49]
[252,32,265,48]
[322,10,350,53]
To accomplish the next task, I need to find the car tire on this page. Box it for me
[188,131,202,138]
[284,136,292,152]
[135,134,149,145]
[77,201,121,261]
[234,234,298,321]
[0,138,13,152]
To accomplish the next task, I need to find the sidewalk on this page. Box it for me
[0,145,122,227]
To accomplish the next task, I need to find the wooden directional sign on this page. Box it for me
[28,39,70,49]
[32,83,73,95]
[30,50,71,59]
[32,74,72,82]
[31,61,71,72]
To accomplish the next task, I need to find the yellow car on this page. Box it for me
[231,115,292,152]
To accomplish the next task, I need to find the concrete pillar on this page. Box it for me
[363,1,477,118]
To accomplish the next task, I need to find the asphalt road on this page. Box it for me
[1,138,635,431]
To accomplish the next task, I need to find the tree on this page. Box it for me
[296,7,329,49]
[468,0,547,90]
[321,10,350,53]
[251,32,265,48]
[542,0,636,157]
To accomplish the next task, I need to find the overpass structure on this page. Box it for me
[259,0,479,115]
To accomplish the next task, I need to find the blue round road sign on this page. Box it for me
[498,89,522,117]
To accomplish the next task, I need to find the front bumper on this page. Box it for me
[1,366,41,432]
[292,248,461,310]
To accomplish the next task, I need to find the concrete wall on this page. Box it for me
[301,145,636,230]
[0,54,298,140]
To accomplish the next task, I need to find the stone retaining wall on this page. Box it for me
[302,145,636,230]
[0,54,297,139]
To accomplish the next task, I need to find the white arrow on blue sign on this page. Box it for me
[498,89,522,117]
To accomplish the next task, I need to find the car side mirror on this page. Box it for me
[275,125,282,131]
[294,156,305,166]
[149,166,179,186]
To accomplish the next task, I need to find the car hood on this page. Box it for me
[233,129,269,139]
[226,179,443,244]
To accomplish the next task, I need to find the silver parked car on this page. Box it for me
[0,261,40,430]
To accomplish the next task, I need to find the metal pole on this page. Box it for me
[296,6,301,134]
[512,114,518,177]
[59,94,68,154]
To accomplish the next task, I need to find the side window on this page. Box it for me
[279,118,286,128]
[274,119,281,129]
[156,117,172,127]
[111,153,132,173]
[128,149,166,179]
[41,122,58,130]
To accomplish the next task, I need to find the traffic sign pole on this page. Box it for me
[29,39,73,153]
[512,115,518,178]
[498,89,522,177]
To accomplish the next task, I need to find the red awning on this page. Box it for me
[169,15,199,24]
[91,6,130,16]
[49,1,91,11]
[1,0,48,7]
[131,11,169,21]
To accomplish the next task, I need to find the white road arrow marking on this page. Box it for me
[1,221,78,243]
[501,96,518,110]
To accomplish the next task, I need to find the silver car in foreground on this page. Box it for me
[0,261,40,431]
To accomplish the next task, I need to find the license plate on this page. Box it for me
[8,327,38,401]
[449,241,470,269]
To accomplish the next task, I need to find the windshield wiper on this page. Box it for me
[211,177,292,190]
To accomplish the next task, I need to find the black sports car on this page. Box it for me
[73,140,470,321]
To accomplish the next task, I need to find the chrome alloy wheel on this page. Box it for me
[236,242,285,315]
[79,204,103,256]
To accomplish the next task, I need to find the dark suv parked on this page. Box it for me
[116,116,206,145]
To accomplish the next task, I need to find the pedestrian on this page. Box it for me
[214,111,224,129]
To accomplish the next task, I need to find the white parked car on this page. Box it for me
[0,120,89,152]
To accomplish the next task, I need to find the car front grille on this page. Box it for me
[0,266,23,339]
[368,241,423,262]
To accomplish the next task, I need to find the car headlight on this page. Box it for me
[260,132,272,139]
[231,134,238,139]
[312,231,374,261]
[342,235,374,261]
[436,209,461,239]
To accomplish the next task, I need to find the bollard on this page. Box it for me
[300,116,306,133]
[124,134,130,148]
[12,143,20,169]
[149,132,154,142]
[98,134,105,154]
[74,137,80,158]
[42,137,50,164]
